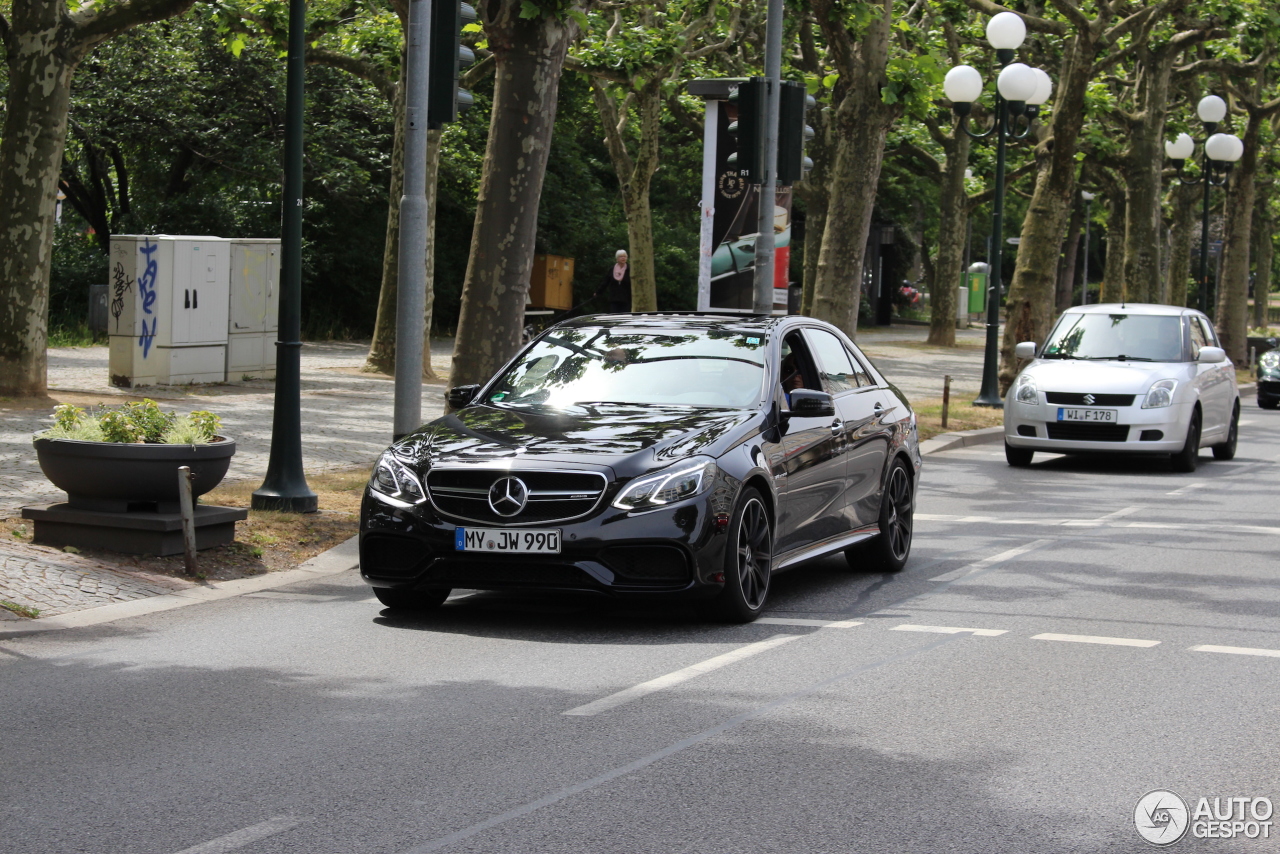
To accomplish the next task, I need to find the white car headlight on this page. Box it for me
[1142,378,1178,409]
[613,458,718,512]
[369,451,428,507]
[1014,375,1039,405]
[1261,351,1280,369]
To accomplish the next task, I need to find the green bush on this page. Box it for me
[39,401,221,444]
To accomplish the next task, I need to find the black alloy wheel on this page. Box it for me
[373,586,451,611]
[848,458,914,573]
[1171,408,1202,473]
[1212,403,1239,460]
[702,487,772,623]
[1005,440,1034,467]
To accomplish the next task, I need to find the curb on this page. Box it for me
[0,535,360,639]
[919,425,1004,456]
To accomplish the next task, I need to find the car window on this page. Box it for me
[847,349,874,388]
[1041,313,1184,362]
[1189,315,1208,357]
[1196,316,1220,348]
[803,328,859,394]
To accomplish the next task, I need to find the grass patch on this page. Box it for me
[2,600,40,619]
[48,323,106,348]
[912,396,1005,441]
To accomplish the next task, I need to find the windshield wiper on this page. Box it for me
[1078,355,1158,362]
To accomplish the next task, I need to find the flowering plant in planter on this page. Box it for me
[39,400,222,444]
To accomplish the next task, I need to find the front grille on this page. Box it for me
[1045,392,1136,406]
[361,535,430,577]
[601,545,692,582]
[423,558,597,588]
[1046,422,1130,442]
[426,468,608,525]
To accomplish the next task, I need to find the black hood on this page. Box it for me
[402,403,758,476]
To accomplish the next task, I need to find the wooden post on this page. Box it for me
[942,374,952,430]
[178,466,198,575]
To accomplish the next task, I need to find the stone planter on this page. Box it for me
[32,435,236,513]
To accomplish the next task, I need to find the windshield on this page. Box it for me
[1040,313,1184,362]
[485,327,767,410]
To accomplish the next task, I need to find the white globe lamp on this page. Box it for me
[1026,68,1053,106]
[997,63,1037,102]
[1164,133,1195,161]
[986,12,1026,50]
[944,66,984,104]
[1197,95,1227,124]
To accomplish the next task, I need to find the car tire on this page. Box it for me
[1005,440,1034,467]
[1259,395,1279,410]
[1212,403,1239,460]
[373,586,451,611]
[846,457,914,573]
[700,487,772,623]
[1170,408,1201,473]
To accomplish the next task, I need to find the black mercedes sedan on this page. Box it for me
[360,313,921,622]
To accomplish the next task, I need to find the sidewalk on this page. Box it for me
[0,322,990,627]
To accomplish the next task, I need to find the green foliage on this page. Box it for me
[39,400,220,444]
[49,224,108,332]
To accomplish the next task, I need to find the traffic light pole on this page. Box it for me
[752,0,783,315]
[394,0,432,440]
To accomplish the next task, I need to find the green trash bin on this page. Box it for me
[966,262,989,314]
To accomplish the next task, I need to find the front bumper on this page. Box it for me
[359,487,732,599]
[1258,376,1280,403]
[1004,398,1193,454]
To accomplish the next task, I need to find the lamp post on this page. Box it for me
[1165,95,1243,315]
[944,12,1052,408]
[1079,191,1094,305]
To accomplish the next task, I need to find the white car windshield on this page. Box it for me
[1040,313,1184,362]
[487,327,767,410]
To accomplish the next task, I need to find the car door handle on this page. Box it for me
[830,420,843,434]
[873,402,884,415]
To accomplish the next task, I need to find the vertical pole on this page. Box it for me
[1081,198,1091,305]
[251,0,317,513]
[753,0,783,315]
[394,0,432,440]
[974,94,1007,407]
[697,100,718,312]
[177,466,197,575]
[942,375,951,430]
[1199,151,1212,315]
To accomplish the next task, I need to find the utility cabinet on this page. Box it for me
[529,254,575,310]
[108,235,231,387]
[227,239,280,379]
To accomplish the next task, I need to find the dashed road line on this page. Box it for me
[169,816,306,854]
[563,634,801,716]
[929,540,1053,582]
[1189,644,1280,658]
[1032,633,1160,648]
[756,617,862,628]
[892,624,1007,637]
[1165,482,1206,496]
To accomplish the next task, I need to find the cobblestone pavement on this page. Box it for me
[0,323,988,621]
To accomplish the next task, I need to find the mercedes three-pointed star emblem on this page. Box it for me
[487,476,530,517]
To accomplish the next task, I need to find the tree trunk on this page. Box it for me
[1056,199,1083,313]
[1252,181,1273,331]
[422,127,441,380]
[998,33,1100,391]
[1100,191,1125,304]
[364,65,407,375]
[810,0,899,340]
[794,102,833,317]
[1214,113,1261,364]
[1118,47,1173,304]
[449,3,577,388]
[927,133,971,347]
[1165,181,1197,307]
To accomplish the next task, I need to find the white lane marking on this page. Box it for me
[1238,419,1257,426]
[562,635,801,716]
[1190,645,1280,658]
[918,514,1280,536]
[243,592,339,601]
[1032,633,1160,648]
[756,617,863,628]
[169,816,306,854]
[1166,482,1206,496]
[1062,505,1143,527]
[929,539,1052,582]
[892,624,1007,637]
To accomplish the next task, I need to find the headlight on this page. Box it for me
[368,451,427,507]
[1261,351,1280,369]
[1143,378,1178,409]
[1014,375,1039,405]
[613,458,718,512]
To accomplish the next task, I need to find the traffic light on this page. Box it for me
[726,77,766,183]
[427,1,477,128]
[777,81,815,186]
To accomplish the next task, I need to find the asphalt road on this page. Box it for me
[3,401,1278,854]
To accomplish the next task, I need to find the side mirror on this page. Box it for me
[1014,341,1038,360]
[785,389,835,419]
[446,384,481,409]
[1197,346,1227,364]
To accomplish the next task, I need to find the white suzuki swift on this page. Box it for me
[1003,304,1239,472]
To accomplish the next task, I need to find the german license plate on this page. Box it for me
[455,528,561,553]
[1058,407,1118,423]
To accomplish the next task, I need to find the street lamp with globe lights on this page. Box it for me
[944,11,1053,408]
[1165,95,1243,314]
